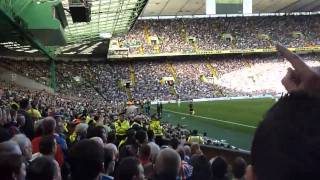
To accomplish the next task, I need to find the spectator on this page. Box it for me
[247,93,320,180]
[27,156,56,180]
[190,143,202,156]
[176,146,193,180]
[31,117,64,166]
[87,125,108,144]
[190,154,211,180]
[18,98,34,140]
[32,136,61,180]
[0,153,26,180]
[232,157,246,180]
[69,139,104,180]
[152,148,181,180]
[211,156,228,180]
[115,157,145,180]
[136,129,148,145]
[139,144,152,166]
[147,129,160,162]
[183,145,191,163]
[0,140,22,155]
[101,147,115,180]
[105,143,119,161]
[11,134,32,162]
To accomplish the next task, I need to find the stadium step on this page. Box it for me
[143,24,151,45]
[153,44,160,54]
[206,63,219,78]
[129,64,136,86]
[167,63,177,80]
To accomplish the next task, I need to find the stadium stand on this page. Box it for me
[116,15,320,55]
[2,0,320,179]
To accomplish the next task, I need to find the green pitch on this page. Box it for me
[158,98,275,150]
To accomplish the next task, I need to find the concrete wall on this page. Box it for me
[0,67,54,93]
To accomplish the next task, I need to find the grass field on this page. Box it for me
[156,98,275,150]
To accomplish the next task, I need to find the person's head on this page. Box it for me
[105,143,119,160]
[190,143,202,155]
[87,126,108,143]
[247,93,320,180]
[54,115,64,134]
[0,153,26,180]
[115,157,144,180]
[190,154,211,180]
[183,145,191,158]
[232,157,247,179]
[16,114,25,127]
[135,130,148,145]
[11,134,32,161]
[211,156,228,179]
[31,100,39,109]
[19,99,30,110]
[192,129,198,135]
[119,145,137,161]
[39,136,56,156]
[176,146,185,161]
[26,156,56,180]
[154,148,181,179]
[0,140,22,155]
[169,137,179,150]
[103,147,115,175]
[41,117,56,136]
[75,123,89,140]
[69,139,104,180]
[139,144,151,161]
[107,131,116,144]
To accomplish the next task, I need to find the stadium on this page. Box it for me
[0,0,320,180]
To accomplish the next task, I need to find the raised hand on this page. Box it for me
[276,43,320,95]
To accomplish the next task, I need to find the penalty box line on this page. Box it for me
[163,109,257,129]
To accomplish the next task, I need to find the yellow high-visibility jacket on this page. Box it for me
[187,135,204,144]
[114,119,130,136]
[149,120,163,136]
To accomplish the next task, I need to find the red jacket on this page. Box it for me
[32,136,64,166]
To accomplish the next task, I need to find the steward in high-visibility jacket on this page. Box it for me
[149,118,163,137]
[187,130,204,144]
[114,119,130,136]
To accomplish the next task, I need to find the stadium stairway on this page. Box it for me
[129,64,136,86]
[167,63,177,80]
[166,63,177,95]
[192,42,199,53]
[206,63,219,79]
[143,24,151,45]
[153,44,160,54]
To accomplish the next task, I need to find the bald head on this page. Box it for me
[11,134,32,160]
[155,148,181,179]
[105,143,118,160]
[0,140,22,155]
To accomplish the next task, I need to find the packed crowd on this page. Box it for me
[1,54,320,102]
[0,79,248,180]
[117,15,320,54]
[1,44,320,180]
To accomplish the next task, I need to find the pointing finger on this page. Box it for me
[276,43,311,77]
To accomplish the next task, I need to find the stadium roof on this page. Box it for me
[62,0,148,44]
[0,0,148,57]
[141,0,320,16]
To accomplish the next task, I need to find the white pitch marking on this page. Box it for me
[164,109,257,129]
